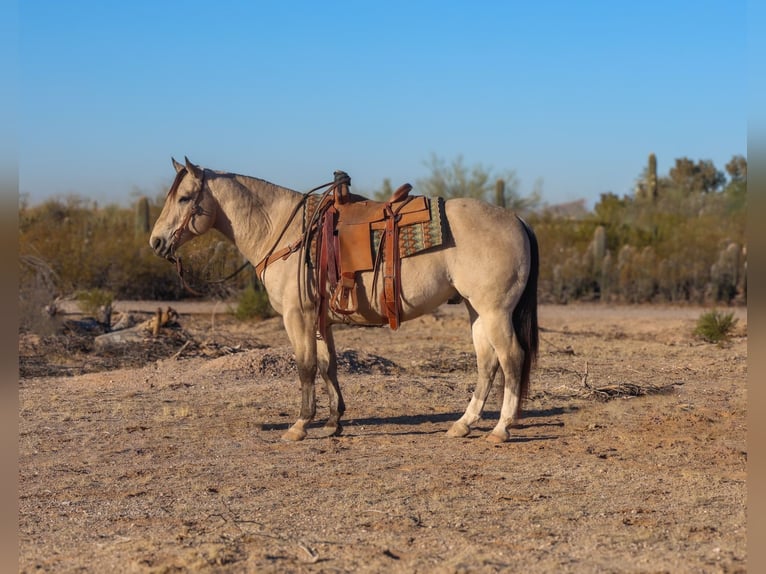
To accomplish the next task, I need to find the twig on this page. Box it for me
[581,361,590,389]
[171,340,192,360]
[298,542,320,564]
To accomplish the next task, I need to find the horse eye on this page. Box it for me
[178,195,193,204]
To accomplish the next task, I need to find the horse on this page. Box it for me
[150,157,539,443]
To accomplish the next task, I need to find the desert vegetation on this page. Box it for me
[19,153,746,328]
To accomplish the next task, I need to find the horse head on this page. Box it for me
[150,157,217,261]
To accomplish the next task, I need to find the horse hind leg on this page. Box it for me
[483,312,525,444]
[447,307,499,438]
[315,328,345,438]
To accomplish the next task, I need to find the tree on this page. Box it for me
[593,192,629,228]
[667,157,725,194]
[416,154,539,211]
[723,155,747,213]
[371,178,394,201]
[417,154,492,199]
[725,155,747,182]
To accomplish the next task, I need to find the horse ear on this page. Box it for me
[172,157,185,173]
[184,156,203,180]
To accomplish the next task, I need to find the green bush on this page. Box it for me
[19,195,247,300]
[694,309,738,343]
[76,288,114,316]
[233,285,274,321]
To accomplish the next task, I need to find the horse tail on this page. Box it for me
[512,216,539,413]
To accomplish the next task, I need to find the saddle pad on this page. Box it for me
[303,194,447,269]
[371,196,446,260]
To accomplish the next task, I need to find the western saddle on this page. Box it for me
[320,170,434,334]
[255,171,435,338]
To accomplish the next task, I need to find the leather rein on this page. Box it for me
[166,167,339,296]
[252,179,339,280]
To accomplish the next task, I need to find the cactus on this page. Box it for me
[135,196,150,236]
[592,226,606,262]
[647,153,658,200]
[587,225,608,299]
[710,241,741,303]
[495,179,506,208]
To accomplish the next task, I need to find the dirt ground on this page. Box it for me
[19,302,747,573]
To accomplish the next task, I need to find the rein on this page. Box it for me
[252,179,340,280]
[168,170,339,296]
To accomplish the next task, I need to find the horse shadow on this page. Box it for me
[262,406,573,443]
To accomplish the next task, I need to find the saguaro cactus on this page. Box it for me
[585,226,607,274]
[710,241,741,303]
[647,153,658,200]
[135,196,150,237]
[585,225,608,299]
[592,225,606,262]
[495,179,506,208]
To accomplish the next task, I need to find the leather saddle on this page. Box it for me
[316,171,432,335]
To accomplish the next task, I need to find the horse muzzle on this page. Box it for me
[150,235,176,262]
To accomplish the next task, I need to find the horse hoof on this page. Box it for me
[446,421,470,438]
[486,430,508,444]
[317,424,343,438]
[281,427,307,442]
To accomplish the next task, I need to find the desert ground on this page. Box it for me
[19,302,747,573]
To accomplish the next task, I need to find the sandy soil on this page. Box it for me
[19,303,747,573]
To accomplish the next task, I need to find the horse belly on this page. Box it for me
[332,250,458,326]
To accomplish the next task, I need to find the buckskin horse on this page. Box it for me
[150,158,539,443]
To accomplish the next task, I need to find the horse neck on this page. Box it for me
[208,172,303,264]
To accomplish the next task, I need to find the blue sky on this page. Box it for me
[19,1,746,208]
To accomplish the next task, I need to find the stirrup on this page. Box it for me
[329,272,358,315]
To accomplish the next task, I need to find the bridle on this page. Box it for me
[164,166,210,296]
[166,167,208,261]
[162,166,340,297]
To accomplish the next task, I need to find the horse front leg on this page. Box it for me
[316,327,345,437]
[281,309,318,442]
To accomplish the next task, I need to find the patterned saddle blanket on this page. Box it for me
[305,185,447,333]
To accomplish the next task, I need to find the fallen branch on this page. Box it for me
[531,380,683,403]
[171,340,193,360]
[587,381,683,401]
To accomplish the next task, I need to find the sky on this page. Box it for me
[18,0,746,208]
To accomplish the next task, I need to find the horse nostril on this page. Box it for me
[150,236,164,254]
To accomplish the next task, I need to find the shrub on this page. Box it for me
[693,309,738,343]
[76,288,114,316]
[233,285,274,321]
